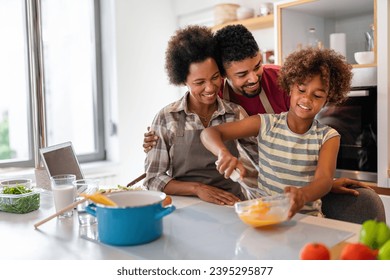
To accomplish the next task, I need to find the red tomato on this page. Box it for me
[340,243,377,260]
[300,243,330,260]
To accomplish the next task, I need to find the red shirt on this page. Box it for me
[218,64,290,116]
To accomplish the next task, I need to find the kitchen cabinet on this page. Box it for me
[211,14,273,32]
[275,0,376,67]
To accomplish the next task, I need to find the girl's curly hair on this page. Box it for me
[214,24,259,76]
[278,48,353,104]
[165,25,218,85]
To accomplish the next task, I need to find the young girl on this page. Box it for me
[200,48,353,218]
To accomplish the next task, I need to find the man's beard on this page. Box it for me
[240,81,262,98]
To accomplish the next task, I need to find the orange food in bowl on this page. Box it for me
[238,201,278,227]
[235,195,290,227]
[239,212,281,227]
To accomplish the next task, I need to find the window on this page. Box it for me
[0,0,104,168]
[0,0,31,166]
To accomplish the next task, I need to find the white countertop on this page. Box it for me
[0,190,130,260]
[0,191,361,260]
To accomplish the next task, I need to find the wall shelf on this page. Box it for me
[212,14,274,32]
[352,63,376,68]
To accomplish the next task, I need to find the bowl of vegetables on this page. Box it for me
[0,178,40,214]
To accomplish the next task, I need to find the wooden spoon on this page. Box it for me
[34,192,116,229]
[34,198,87,229]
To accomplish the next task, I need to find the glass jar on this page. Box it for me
[307,27,319,48]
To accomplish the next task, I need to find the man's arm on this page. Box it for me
[143,127,159,153]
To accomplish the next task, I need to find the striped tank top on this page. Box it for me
[257,112,340,215]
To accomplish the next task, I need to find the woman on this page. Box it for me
[143,25,256,205]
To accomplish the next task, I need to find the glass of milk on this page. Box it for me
[50,174,77,218]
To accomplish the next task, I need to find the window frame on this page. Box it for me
[0,0,105,169]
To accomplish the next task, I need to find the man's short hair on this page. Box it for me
[214,24,260,76]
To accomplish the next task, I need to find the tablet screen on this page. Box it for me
[40,142,84,180]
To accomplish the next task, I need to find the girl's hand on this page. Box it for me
[195,184,241,206]
[216,149,246,179]
[284,186,306,218]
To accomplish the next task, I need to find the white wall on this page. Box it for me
[111,0,179,184]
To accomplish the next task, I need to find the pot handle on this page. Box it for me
[155,204,176,220]
[85,203,97,217]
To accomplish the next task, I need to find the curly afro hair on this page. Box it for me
[214,24,260,76]
[165,25,218,86]
[278,48,353,105]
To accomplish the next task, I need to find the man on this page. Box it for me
[143,24,373,198]
[214,24,289,116]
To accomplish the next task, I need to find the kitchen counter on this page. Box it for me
[0,190,361,260]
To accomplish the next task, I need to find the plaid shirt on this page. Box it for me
[144,91,257,191]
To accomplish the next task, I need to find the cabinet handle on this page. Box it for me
[348,90,369,97]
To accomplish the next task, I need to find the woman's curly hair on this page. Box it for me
[278,48,353,104]
[165,25,218,85]
[214,24,259,76]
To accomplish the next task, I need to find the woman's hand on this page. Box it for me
[143,127,159,153]
[284,186,306,219]
[195,184,241,206]
[331,177,374,196]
